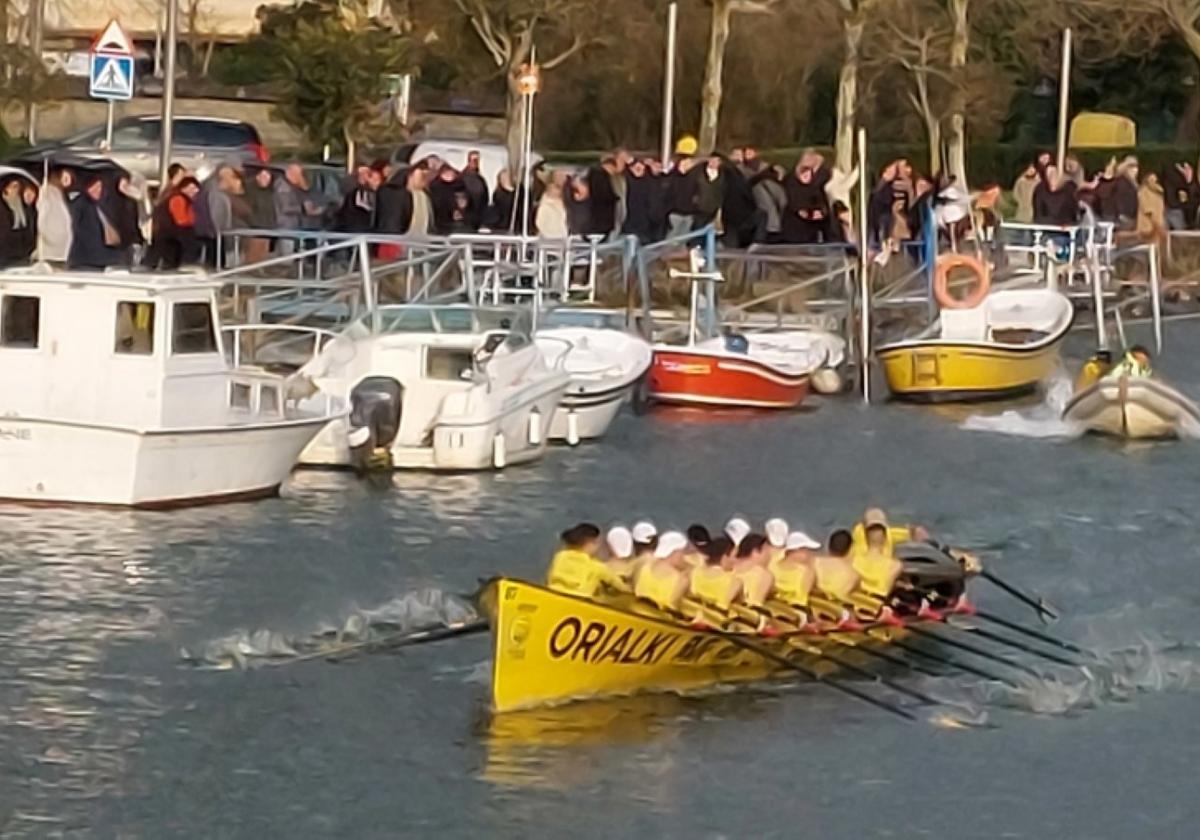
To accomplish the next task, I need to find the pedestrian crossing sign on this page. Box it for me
[90,53,135,101]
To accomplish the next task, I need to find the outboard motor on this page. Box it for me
[347,377,403,473]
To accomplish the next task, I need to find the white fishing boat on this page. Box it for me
[534,310,653,444]
[0,267,341,508]
[1062,375,1200,439]
[291,305,570,470]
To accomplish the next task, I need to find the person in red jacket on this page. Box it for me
[146,177,201,269]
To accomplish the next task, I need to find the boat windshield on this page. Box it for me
[541,308,627,330]
[368,306,533,344]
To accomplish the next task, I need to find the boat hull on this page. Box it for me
[548,382,635,443]
[0,416,328,507]
[647,350,810,409]
[877,340,1065,402]
[483,578,911,713]
[1063,377,1200,439]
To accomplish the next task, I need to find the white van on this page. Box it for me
[393,140,542,191]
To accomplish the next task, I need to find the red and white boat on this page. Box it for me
[645,257,837,409]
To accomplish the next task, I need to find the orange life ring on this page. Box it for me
[934,253,990,310]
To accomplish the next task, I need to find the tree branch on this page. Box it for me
[541,34,588,68]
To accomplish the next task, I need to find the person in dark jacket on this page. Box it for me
[565,175,591,235]
[242,167,277,264]
[0,177,36,266]
[486,169,518,233]
[622,158,663,243]
[585,157,621,238]
[68,177,124,270]
[692,155,726,229]
[146,177,201,270]
[335,166,378,233]
[428,164,465,235]
[665,157,698,238]
[721,150,760,248]
[461,151,488,230]
[1033,165,1079,226]
[1162,161,1199,231]
[782,164,830,244]
[110,175,144,266]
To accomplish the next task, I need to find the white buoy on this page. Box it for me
[493,433,507,469]
[528,410,542,446]
[566,411,580,446]
[811,368,843,395]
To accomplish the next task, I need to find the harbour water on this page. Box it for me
[3,325,1200,838]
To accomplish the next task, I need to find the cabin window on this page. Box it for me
[425,347,475,381]
[172,302,217,354]
[230,382,252,410]
[114,301,155,355]
[0,295,40,349]
[260,384,280,415]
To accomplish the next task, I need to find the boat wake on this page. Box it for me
[960,371,1084,439]
[180,588,478,669]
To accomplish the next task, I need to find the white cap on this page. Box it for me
[786,531,821,551]
[632,521,658,543]
[725,517,751,547]
[765,518,789,548]
[606,526,634,559]
[654,531,688,559]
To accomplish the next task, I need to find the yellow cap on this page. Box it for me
[674,134,698,156]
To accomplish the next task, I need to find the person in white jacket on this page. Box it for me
[37,169,74,263]
[535,172,570,239]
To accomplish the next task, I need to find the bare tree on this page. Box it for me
[453,0,597,170]
[829,0,887,175]
[697,0,776,153]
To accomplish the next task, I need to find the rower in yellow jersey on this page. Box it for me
[849,507,928,559]
[634,531,691,612]
[850,509,904,598]
[813,529,861,602]
[604,526,639,583]
[547,523,626,598]
[765,518,790,564]
[731,534,775,608]
[689,536,742,612]
[770,531,821,607]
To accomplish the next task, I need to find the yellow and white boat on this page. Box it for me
[1062,375,1200,439]
[479,578,915,713]
[877,289,1074,402]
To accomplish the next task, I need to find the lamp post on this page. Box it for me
[158,0,180,191]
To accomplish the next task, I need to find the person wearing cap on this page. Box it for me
[631,521,658,554]
[689,536,742,613]
[725,516,751,549]
[634,531,691,612]
[769,531,820,607]
[850,510,904,598]
[764,518,789,563]
[685,524,713,567]
[605,526,639,582]
[850,508,928,557]
[732,534,774,608]
[547,523,626,599]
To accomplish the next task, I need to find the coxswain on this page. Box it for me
[850,510,904,598]
[850,507,929,557]
[605,526,638,582]
[732,534,775,608]
[689,536,742,612]
[725,516,752,548]
[634,531,691,613]
[1075,349,1114,391]
[1112,344,1153,379]
[547,523,625,598]
[813,529,861,602]
[770,532,820,608]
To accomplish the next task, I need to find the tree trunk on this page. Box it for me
[835,15,864,175]
[946,0,969,187]
[926,116,942,176]
[698,0,732,154]
[1177,33,1200,143]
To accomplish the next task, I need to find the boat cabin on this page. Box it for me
[0,268,287,430]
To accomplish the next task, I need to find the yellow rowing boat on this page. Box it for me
[480,577,913,713]
[877,289,1074,402]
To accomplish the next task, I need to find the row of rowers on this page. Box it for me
[547,508,926,615]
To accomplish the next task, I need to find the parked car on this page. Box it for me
[13,116,270,186]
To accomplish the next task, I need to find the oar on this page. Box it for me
[268,619,487,667]
[973,609,1094,658]
[873,631,1021,689]
[785,636,943,707]
[825,633,943,678]
[904,624,1042,679]
[717,631,918,722]
[948,620,1082,669]
[980,570,1058,623]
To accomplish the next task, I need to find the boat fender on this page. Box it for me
[811,368,842,395]
[631,376,652,416]
[934,253,990,310]
[492,433,507,469]
[528,410,542,446]
[566,411,580,446]
[347,426,372,449]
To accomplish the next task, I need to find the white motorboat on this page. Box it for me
[535,311,653,444]
[1062,375,1200,439]
[292,305,569,470]
[0,267,341,508]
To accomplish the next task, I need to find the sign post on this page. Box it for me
[89,19,136,147]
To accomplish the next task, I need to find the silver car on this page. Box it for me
[33,115,270,185]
